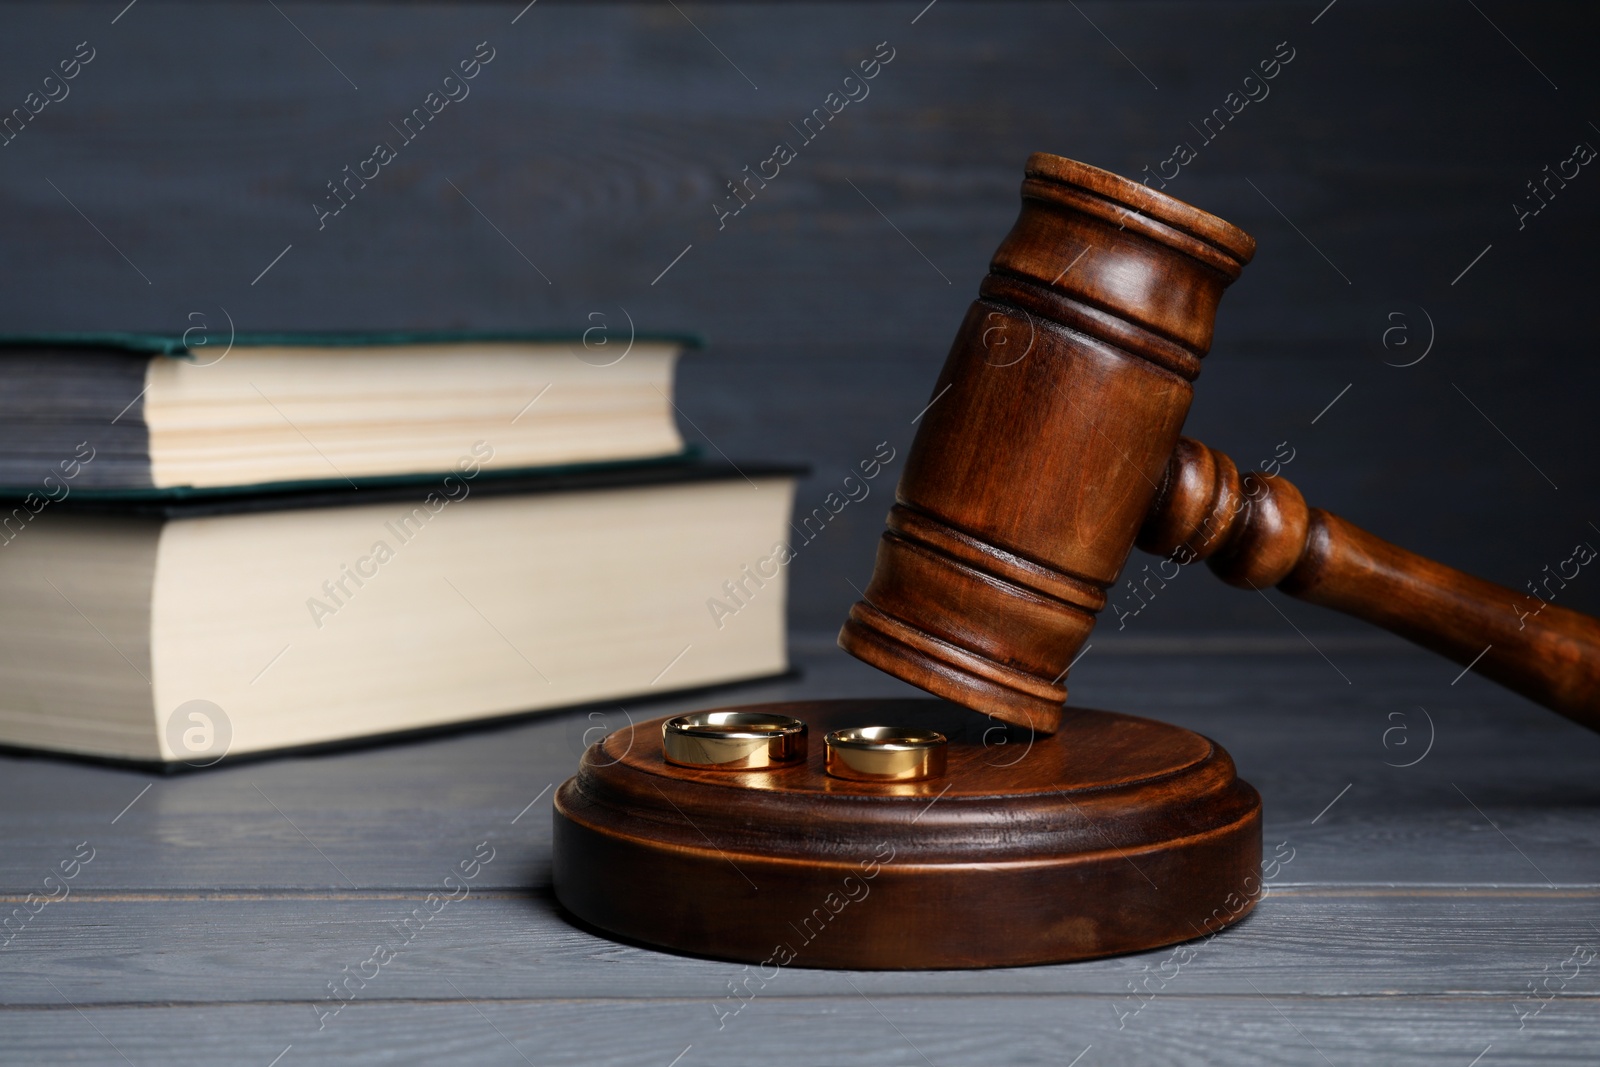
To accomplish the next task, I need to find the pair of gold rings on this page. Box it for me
[662,712,947,782]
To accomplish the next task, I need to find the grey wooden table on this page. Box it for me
[3,632,1597,1065]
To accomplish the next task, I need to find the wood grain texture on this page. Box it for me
[839,152,1254,731]
[0,2,1595,634]
[5,891,1600,1004]
[1140,437,1600,729]
[0,994,1596,1066]
[555,698,1261,968]
[3,642,1598,1062]
[839,154,1600,734]
[0,1,1597,1058]
[2,644,1598,892]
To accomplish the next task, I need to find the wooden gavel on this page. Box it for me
[839,152,1600,736]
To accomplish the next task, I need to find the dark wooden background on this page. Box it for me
[4,7,1599,1063]
[1,0,1596,637]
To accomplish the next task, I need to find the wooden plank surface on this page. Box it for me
[3,640,1599,1063]
[3,891,1600,1003]
[1,996,1595,1066]
[1,642,1597,891]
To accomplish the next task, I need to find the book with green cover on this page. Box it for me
[0,331,700,495]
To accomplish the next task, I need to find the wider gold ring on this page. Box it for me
[825,726,948,782]
[662,711,807,770]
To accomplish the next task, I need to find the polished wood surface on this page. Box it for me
[841,153,1600,736]
[554,698,1260,969]
[1139,437,1600,731]
[839,154,1256,735]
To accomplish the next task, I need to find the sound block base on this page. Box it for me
[553,699,1261,969]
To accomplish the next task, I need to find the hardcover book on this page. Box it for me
[0,463,798,763]
[0,331,697,494]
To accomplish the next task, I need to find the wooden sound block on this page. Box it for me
[553,698,1261,969]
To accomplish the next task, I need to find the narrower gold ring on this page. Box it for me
[662,711,807,770]
[825,726,948,782]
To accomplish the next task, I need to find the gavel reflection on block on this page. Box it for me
[553,154,1600,971]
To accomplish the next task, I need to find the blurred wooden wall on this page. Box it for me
[1,1,1595,634]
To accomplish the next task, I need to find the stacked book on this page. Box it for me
[0,333,798,764]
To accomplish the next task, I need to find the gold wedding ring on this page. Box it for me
[825,727,948,782]
[662,711,807,770]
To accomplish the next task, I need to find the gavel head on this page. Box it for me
[837,153,1256,735]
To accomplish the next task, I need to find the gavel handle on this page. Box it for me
[1137,437,1600,731]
